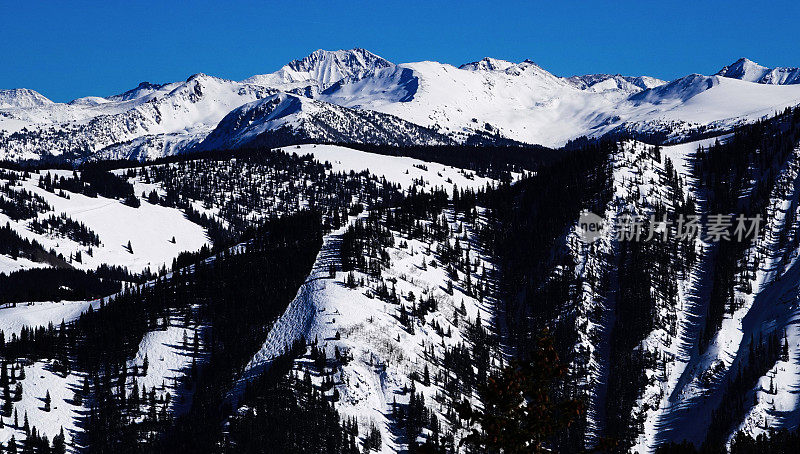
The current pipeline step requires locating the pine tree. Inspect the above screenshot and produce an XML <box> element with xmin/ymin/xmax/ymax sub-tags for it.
<box><xmin>52</xmin><ymin>427</ymin><xmax>66</xmax><ymax>454</ymax></box>
<box><xmin>44</xmin><ymin>390</ymin><xmax>51</xmax><ymax>412</ymax></box>
<box><xmin>457</xmin><ymin>330</ymin><xmax>584</xmax><ymax>453</ymax></box>
<box><xmin>7</xmin><ymin>435</ymin><xmax>16</xmax><ymax>454</ymax></box>
<box><xmin>2</xmin><ymin>386</ymin><xmax>12</xmax><ymax>416</ymax></box>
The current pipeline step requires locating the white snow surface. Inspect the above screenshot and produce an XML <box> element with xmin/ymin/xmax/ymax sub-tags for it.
<box><xmin>3</xmin><ymin>49</ymin><xmax>800</xmax><ymax>160</ymax></box>
<box><xmin>0</xmin><ymin>301</ymin><xmax>98</xmax><ymax>337</ymax></box>
<box><xmin>244</xmin><ymin>48</ymin><xmax>393</xmax><ymax>92</ymax></box>
<box><xmin>0</xmin><ymin>361</ymin><xmax>84</xmax><ymax>447</ymax></box>
<box><xmin>0</xmin><ymin>169</ymin><xmax>209</xmax><ymax>274</ymax></box>
<box><xmin>319</xmin><ymin>60</ymin><xmax>800</xmax><ymax>147</ymax></box>
<box><xmin>236</xmin><ymin>209</ymin><xmax>501</xmax><ymax>452</ymax></box>
<box><xmin>717</xmin><ymin>58</ymin><xmax>800</xmax><ymax>85</ymax></box>
<box><xmin>285</xmin><ymin>144</ymin><xmax>497</xmax><ymax>193</ymax></box>
<box><xmin>0</xmin><ymin>89</ymin><xmax>52</xmax><ymax>109</ymax></box>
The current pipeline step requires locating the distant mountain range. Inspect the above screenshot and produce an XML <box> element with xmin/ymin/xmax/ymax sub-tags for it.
<box><xmin>2</xmin><ymin>49</ymin><xmax>800</xmax><ymax>161</ymax></box>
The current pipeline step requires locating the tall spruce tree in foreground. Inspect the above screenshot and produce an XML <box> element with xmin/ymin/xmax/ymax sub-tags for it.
<box><xmin>457</xmin><ymin>330</ymin><xmax>584</xmax><ymax>453</ymax></box>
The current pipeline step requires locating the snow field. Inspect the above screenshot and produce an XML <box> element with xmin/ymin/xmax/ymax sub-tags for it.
<box><xmin>238</xmin><ymin>209</ymin><xmax>501</xmax><ymax>452</ymax></box>
<box><xmin>0</xmin><ymin>168</ymin><xmax>209</xmax><ymax>274</ymax></box>
<box><xmin>285</xmin><ymin>144</ymin><xmax>497</xmax><ymax>194</ymax></box>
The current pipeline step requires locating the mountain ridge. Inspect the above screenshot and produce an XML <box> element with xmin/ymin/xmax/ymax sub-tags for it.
<box><xmin>2</xmin><ymin>49</ymin><xmax>800</xmax><ymax>162</ymax></box>
<box><xmin>717</xmin><ymin>57</ymin><xmax>800</xmax><ymax>85</ymax></box>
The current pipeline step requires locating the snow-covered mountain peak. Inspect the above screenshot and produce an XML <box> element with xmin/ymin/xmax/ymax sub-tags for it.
<box><xmin>507</xmin><ymin>58</ymin><xmax>544</xmax><ymax>73</ymax></box>
<box><xmin>244</xmin><ymin>48</ymin><xmax>394</xmax><ymax>91</ymax></box>
<box><xmin>459</xmin><ymin>57</ymin><xmax>515</xmax><ymax>71</ymax></box>
<box><xmin>717</xmin><ymin>58</ymin><xmax>771</xmax><ymax>82</ymax></box>
<box><xmin>0</xmin><ymin>88</ymin><xmax>53</xmax><ymax>109</ymax></box>
<box><xmin>494</xmin><ymin>59</ymin><xmax>564</xmax><ymax>87</ymax></box>
<box><xmin>568</xmin><ymin>74</ymin><xmax>666</xmax><ymax>93</ymax></box>
<box><xmin>107</xmin><ymin>81</ymin><xmax>169</xmax><ymax>102</ymax></box>
<box><xmin>4</xmin><ymin>51</ymin><xmax>800</xmax><ymax>161</ymax></box>
<box><xmin>286</xmin><ymin>48</ymin><xmax>391</xmax><ymax>73</ymax></box>
<box><xmin>197</xmin><ymin>90</ymin><xmax>451</xmax><ymax>151</ymax></box>
<box><xmin>717</xmin><ymin>57</ymin><xmax>800</xmax><ymax>85</ymax></box>
<box><xmin>68</xmin><ymin>96</ymin><xmax>111</xmax><ymax>106</ymax></box>
<box><xmin>185</xmin><ymin>72</ymin><xmax>219</xmax><ymax>83</ymax></box>
<box><xmin>629</xmin><ymin>73</ymin><xmax>719</xmax><ymax>104</ymax></box>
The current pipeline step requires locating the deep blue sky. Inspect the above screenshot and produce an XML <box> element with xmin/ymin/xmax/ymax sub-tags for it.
<box><xmin>2</xmin><ymin>0</ymin><xmax>799</xmax><ymax>102</ymax></box>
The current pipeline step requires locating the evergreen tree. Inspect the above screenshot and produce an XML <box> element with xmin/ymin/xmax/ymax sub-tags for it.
<box><xmin>43</xmin><ymin>390</ymin><xmax>51</xmax><ymax>412</ymax></box>
<box><xmin>458</xmin><ymin>331</ymin><xmax>583</xmax><ymax>453</ymax></box>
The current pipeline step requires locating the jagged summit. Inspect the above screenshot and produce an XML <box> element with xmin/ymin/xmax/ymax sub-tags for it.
<box><xmin>244</xmin><ymin>48</ymin><xmax>393</xmax><ymax>90</ymax></box>
<box><xmin>567</xmin><ymin>74</ymin><xmax>666</xmax><ymax>93</ymax></box>
<box><xmin>285</xmin><ymin>48</ymin><xmax>391</xmax><ymax>73</ymax></box>
<box><xmin>2</xmin><ymin>50</ymin><xmax>800</xmax><ymax>162</ymax></box>
<box><xmin>196</xmin><ymin>92</ymin><xmax>450</xmax><ymax>151</ymax></box>
<box><xmin>458</xmin><ymin>57</ymin><xmax>558</xmax><ymax>80</ymax></box>
<box><xmin>459</xmin><ymin>57</ymin><xmax>515</xmax><ymax>71</ymax></box>
<box><xmin>717</xmin><ymin>57</ymin><xmax>800</xmax><ymax>85</ymax></box>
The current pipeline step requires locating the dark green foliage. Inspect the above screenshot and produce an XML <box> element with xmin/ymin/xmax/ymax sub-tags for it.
<box><xmin>481</xmin><ymin>141</ymin><xmax>614</xmax><ymax>357</ymax></box>
<box><xmin>0</xmin><ymin>181</ymin><xmax>51</xmax><ymax>220</ymax></box>
<box><xmin>457</xmin><ymin>331</ymin><xmax>584</xmax><ymax>453</ymax></box>
<box><xmin>29</xmin><ymin>212</ymin><xmax>101</xmax><ymax>246</ymax></box>
<box><xmin>228</xmin><ymin>368</ymin><xmax>359</xmax><ymax>454</ymax></box>
<box><xmin>703</xmin><ymin>332</ymin><xmax>783</xmax><ymax>449</ymax></box>
<box><xmin>697</xmin><ymin>107</ymin><xmax>800</xmax><ymax>351</ymax></box>
<box><xmin>0</xmin><ymin>222</ymin><xmax>66</xmax><ymax>266</ymax></box>
<box><xmin>0</xmin><ymin>265</ymin><xmax>151</xmax><ymax>305</ymax></box>
<box><xmin>39</xmin><ymin>167</ymin><xmax>136</xmax><ymax>200</ymax></box>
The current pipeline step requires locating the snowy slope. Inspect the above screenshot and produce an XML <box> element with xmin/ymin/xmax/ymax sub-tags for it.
<box><xmin>244</xmin><ymin>48</ymin><xmax>393</xmax><ymax>92</ymax></box>
<box><xmin>0</xmin><ymin>255</ymin><xmax>45</xmax><ymax>275</ymax></box>
<box><xmin>604</xmin><ymin>75</ymin><xmax>800</xmax><ymax>143</ymax></box>
<box><xmin>319</xmin><ymin>59</ymin><xmax>800</xmax><ymax>146</ymax></box>
<box><xmin>551</xmin><ymin>134</ymin><xmax>800</xmax><ymax>452</ymax></box>
<box><xmin>0</xmin><ymin>360</ymin><xmax>84</xmax><ymax>448</ymax></box>
<box><xmin>0</xmin><ymin>168</ymin><xmax>209</xmax><ymax>274</ymax></box>
<box><xmin>0</xmin><ymin>89</ymin><xmax>52</xmax><ymax>109</ymax></box>
<box><xmin>235</xmin><ymin>209</ymin><xmax>502</xmax><ymax>451</ymax></box>
<box><xmin>4</xmin><ymin>50</ymin><xmax>800</xmax><ymax>161</ymax></box>
<box><xmin>0</xmin><ymin>300</ymin><xmax>98</xmax><ymax>337</ymax></box>
<box><xmin>318</xmin><ymin>59</ymin><xmax>612</xmax><ymax>146</ymax></box>
<box><xmin>717</xmin><ymin>58</ymin><xmax>800</xmax><ymax>85</ymax></box>
<box><xmin>196</xmin><ymin>93</ymin><xmax>452</xmax><ymax>150</ymax></box>
<box><xmin>286</xmin><ymin>144</ymin><xmax>496</xmax><ymax>192</ymax></box>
